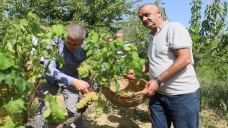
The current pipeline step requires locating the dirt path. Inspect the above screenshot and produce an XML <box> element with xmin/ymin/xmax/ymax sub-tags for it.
<box><xmin>56</xmin><ymin>95</ymin><xmax>228</xmax><ymax>128</ymax></box>
<box><xmin>83</xmin><ymin>101</ymin><xmax>151</xmax><ymax>128</ymax></box>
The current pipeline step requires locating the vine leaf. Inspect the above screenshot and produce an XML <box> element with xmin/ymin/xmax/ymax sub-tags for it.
<box><xmin>5</xmin><ymin>71</ymin><xmax>14</xmax><ymax>86</ymax></box>
<box><xmin>0</xmin><ymin>53</ymin><xmax>14</xmax><ymax>70</ymax></box>
<box><xmin>54</xmin><ymin>53</ymin><xmax>65</xmax><ymax>67</ymax></box>
<box><xmin>1</xmin><ymin>121</ymin><xmax>16</xmax><ymax>128</ymax></box>
<box><xmin>49</xmin><ymin>103</ymin><xmax>66</xmax><ymax>122</ymax></box>
<box><xmin>43</xmin><ymin>106</ymin><xmax>51</xmax><ymax>118</ymax></box>
<box><xmin>4</xmin><ymin>99</ymin><xmax>25</xmax><ymax>114</ymax></box>
<box><xmin>17</xmin><ymin>76</ymin><xmax>26</xmax><ymax>92</ymax></box>
<box><xmin>44</xmin><ymin>94</ymin><xmax>66</xmax><ymax>122</ymax></box>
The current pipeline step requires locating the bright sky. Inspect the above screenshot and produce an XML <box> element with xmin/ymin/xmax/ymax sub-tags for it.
<box><xmin>135</xmin><ymin>0</ymin><xmax>227</xmax><ymax>28</ymax></box>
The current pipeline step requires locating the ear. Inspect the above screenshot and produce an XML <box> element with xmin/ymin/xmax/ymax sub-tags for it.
<box><xmin>157</xmin><ymin>9</ymin><xmax>162</xmax><ymax>17</ymax></box>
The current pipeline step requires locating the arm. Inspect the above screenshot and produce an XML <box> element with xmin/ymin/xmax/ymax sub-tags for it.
<box><xmin>157</xmin><ymin>48</ymin><xmax>192</xmax><ymax>82</ymax></box>
<box><xmin>45</xmin><ymin>59</ymin><xmax>90</xmax><ymax>94</ymax></box>
<box><xmin>144</xmin><ymin>48</ymin><xmax>192</xmax><ymax>97</ymax></box>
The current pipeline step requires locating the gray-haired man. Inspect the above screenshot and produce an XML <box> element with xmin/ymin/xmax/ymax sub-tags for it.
<box><xmin>34</xmin><ymin>23</ymin><xmax>89</xmax><ymax>128</ymax></box>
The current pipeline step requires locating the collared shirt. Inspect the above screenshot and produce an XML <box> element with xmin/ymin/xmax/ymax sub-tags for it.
<box><xmin>44</xmin><ymin>38</ymin><xmax>86</xmax><ymax>86</ymax></box>
<box><xmin>148</xmin><ymin>20</ymin><xmax>199</xmax><ymax>95</ymax></box>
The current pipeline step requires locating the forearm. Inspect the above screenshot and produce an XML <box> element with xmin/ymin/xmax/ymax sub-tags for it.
<box><xmin>45</xmin><ymin>59</ymin><xmax>74</xmax><ymax>86</ymax></box>
<box><xmin>49</xmin><ymin>68</ymin><xmax>74</xmax><ymax>86</ymax></box>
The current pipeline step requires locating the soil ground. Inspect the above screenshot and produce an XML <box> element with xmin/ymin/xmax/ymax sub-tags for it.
<box><xmin>29</xmin><ymin>95</ymin><xmax>228</xmax><ymax>128</ymax></box>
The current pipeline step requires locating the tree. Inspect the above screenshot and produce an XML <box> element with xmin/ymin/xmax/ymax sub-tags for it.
<box><xmin>4</xmin><ymin>0</ymin><xmax>142</xmax><ymax>32</ymax></box>
<box><xmin>189</xmin><ymin>0</ymin><xmax>228</xmax><ymax>80</ymax></box>
<box><xmin>0</xmin><ymin>0</ymin><xmax>11</xmax><ymax>43</ymax></box>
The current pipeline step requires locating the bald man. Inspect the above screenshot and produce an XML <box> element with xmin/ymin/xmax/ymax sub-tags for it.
<box><xmin>115</xmin><ymin>32</ymin><xmax>124</xmax><ymax>39</ymax></box>
<box><xmin>137</xmin><ymin>3</ymin><xmax>200</xmax><ymax>128</ymax></box>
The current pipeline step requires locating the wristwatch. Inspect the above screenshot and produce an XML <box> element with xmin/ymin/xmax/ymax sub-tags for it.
<box><xmin>154</xmin><ymin>77</ymin><xmax>161</xmax><ymax>86</ymax></box>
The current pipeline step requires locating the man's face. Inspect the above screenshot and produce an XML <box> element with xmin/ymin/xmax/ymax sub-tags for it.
<box><xmin>108</xmin><ymin>38</ymin><xmax>113</xmax><ymax>42</ymax></box>
<box><xmin>115</xmin><ymin>33</ymin><xmax>123</xmax><ymax>39</ymax></box>
<box><xmin>138</xmin><ymin>5</ymin><xmax>160</xmax><ymax>30</ymax></box>
<box><xmin>65</xmin><ymin>34</ymin><xmax>84</xmax><ymax>52</ymax></box>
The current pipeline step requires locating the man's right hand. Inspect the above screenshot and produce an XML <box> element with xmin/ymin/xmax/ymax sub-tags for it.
<box><xmin>71</xmin><ymin>79</ymin><xmax>90</xmax><ymax>94</ymax></box>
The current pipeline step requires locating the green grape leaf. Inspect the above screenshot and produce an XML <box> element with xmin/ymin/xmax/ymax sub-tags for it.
<box><xmin>49</xmin><ymin>101</ymin><xmax>66</xmax><ymax>122</ymax></box>
<box><xmin>31</xmin><ymin>23</ymin><xmax>41</xmax><ymax>36</ymax></box>
<box><xmin>51</xmin><ymin>24</ymin><xmax>67</xmax><ymax>38</ymax></box>
<box><xmin>43</xmin><ymin>106</ymin><xmax>51</xmax><ymax>118</ymax></box>
<box><xmin>26</xmin><ymin>81</ymin><xmax>34</xmax><ymax>90</ymax></box>
<box><xmin>132</xmin><ymin>51</ymin><xmax>139</xmax><ymax>58</ymax></box>
<box><xmin>42</xmin><ymin>50</ymin><xmax>49</xmax><ymax>57</ymax></box>
<box><xmin>114</xmin><ymin>38</ymin><xmax>125</xmax><ymax>46</ymax></box>
<box><xmin>0</xmin><ymin>53</ymin><xmax>14</xmax><ymax>70</ymax></box>
<box><xmin>44</xmin><ymin>93</ymin><xmax>55</xmax><ymax>101</ymax></box>
<box><xmin>2</xmin><ymin>121</ymin><xmax>16</xmax><ymax>128</ymax></box>
<box><xmin>53</xmin><ymin>53</ymin><xmax>64</xmax><ymax>67</ymax></box>
<box><xmin>91</xmin><ymin>32</ymin><xmax>99</xmax><ymax>41</ymax></box>
<box><xmin>6</xmin><ymin>43</ymin><xmax>14</xmax><ymax>52</ymax></box>
<box><xmin>20</xmin><ymin>19</ymin><xmax>28</xmax><ymax>26</ymax></box>
<box><xmin>15</xmin><ymin>126</ymin><xmax>26</xmax><ymax>128</ymax></box>
<box><xmin>17</xmin><ymin>76</ymin><xmax>26</xmax><ymax>92</ymax></box>
<box><xmin>0</xmin><ymin>72</ymin><xmax>5</xmax><ymax>83</ymax></box>
<box><xmin>5</xmin><ymin>72</ymin><xmax>14</xmax><ymax>86</ymax></box>
<box><xmin>123</xmin><ymin>45</ymin><xmax>130</xmax><ymax>51</ymax></box>
<box><xmin>86</xmin><ymin>49</ymin><xmax>93</xmax><ymax>57</ymax></box>
<box><xmin>4</xmin><ymin>99</ymin><xmax>25</xmax><ymax>114</ymax></box>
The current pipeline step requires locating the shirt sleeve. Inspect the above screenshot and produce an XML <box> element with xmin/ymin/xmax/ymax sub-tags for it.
<box><xmin>168</xmin><ymin>22</ymin><xmax>192</xmax><ymax>49</ymax></box>
<box><xmin>43</xmin><ymin>57</ymin><xmax>74</xmax><ymax>86</ymax></box>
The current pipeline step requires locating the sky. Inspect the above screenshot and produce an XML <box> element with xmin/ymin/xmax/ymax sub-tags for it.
<box><xmin>134</xmin><ymin>0</ymin><xmax>227</xmax><ymax>28</ymax></box>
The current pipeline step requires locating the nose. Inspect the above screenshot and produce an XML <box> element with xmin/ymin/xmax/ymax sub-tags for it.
<box><xmin>142</xmin><ymin>16</ymin><xmax>147</xmax><ymax>21</ymax></box>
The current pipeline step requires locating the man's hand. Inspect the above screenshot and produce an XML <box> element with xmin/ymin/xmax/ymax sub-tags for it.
<box><xmin>144</xmin><ymin>79</ymin><xmax>159</xmax><ymax>97</ymax></box>
<box><xmin>124</xmin><ymin>68</ymin><xmax>136</xmax><ymax>79</ymax></box>
<box><xmin>71</xmin><ymin>79</ymin><xmax>90</xmax><ymax>94</ymax></box>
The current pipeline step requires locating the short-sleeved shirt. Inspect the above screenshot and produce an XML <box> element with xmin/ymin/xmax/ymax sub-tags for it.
<box><xmin>44</xmin><ymin>38</ymin><xmax>86</xmax><ymax>86</ymax></box>
<box><xmin>148</xmin><ymin>21</ymin><xmax>199</xmax><ymax>95</ymax></box>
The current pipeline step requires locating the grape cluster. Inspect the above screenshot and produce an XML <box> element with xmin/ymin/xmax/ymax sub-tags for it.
<box><xmin>76</xmin><ymin>91</ymin><xmax>98</xmax><ymax>109</ymax></box>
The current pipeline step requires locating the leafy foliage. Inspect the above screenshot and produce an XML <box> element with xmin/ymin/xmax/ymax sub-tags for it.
<box><xmin>44</xmin><ymin>94</ymin><xmax>67</xmax><ymax>122</ymax></box>
<box><xmin>189</xmin><ymin>0</ymin><xmax>228</xmax><ymax>80</ymax></box>
<box><xmin>0</xmin><ymin>12</ymin><xmax>67</xmax><ymax>127</ymax></box>
<box><xmin>189</xmin><ymin>0</ymin><xmax>228</xmax><ymax>122</ymax></box>
<box><xmin>79</xmin><ymin>31</ymin><xmax>148</xmax><ymax>92</ymax></box>
<box><xmin>4</xmin><ymin>0</ymin><xmax>142</xmax><ymax>32</ymax></box>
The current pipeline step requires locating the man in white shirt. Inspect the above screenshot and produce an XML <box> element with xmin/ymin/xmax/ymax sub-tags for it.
<box><xmin>135</xmin><ymin>3</ymin><xmax>200</xmax><ymax>128</ymax></box>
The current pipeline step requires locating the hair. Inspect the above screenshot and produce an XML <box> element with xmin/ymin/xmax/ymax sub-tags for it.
<box><xmin>138</xmin><ymin>3</ymin><xmax>162</xmax><ymax>16</ymax></box>
<box><xmin>66</xmin><ymin>23</ymin><xmax>86</xmax><ymax>39</ymax></box>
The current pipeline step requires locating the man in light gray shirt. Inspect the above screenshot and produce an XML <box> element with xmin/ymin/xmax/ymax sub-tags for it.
<box><xmin>135</xmin><ymin>3</ymin><xmax>200</xmax><ymax>128</ymax></box>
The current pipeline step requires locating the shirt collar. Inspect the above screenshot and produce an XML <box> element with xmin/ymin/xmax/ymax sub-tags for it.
<box><xmin>150</xmin><ymin>20</ymin><xmax>169</xmax><ymax>35</ymax></box>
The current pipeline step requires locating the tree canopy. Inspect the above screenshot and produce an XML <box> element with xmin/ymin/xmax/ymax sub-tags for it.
<box><xmin>4</xmin><ymin>0</ymin><xmax>142</xmax><ymax>32</ymax></box>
